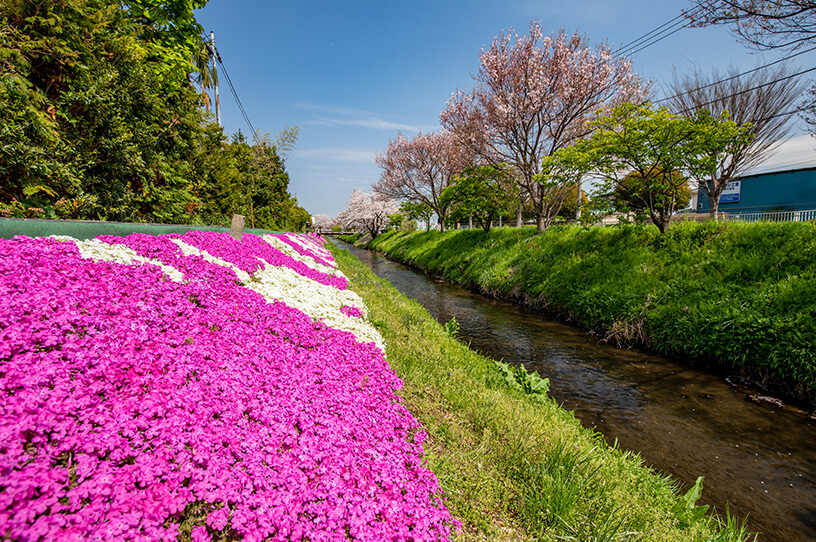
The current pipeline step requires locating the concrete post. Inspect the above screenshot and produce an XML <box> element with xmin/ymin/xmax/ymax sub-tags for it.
<box><xmin>230</xmin><ymin>214</ymin><xmax>245</xmax><ymax>241</ymax></box>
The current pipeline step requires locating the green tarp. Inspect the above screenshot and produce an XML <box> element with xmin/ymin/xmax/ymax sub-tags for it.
<box><xmin>0</xmin><ymin>218</ymin><xmax>280</xmax><ymax>240</ymax></box>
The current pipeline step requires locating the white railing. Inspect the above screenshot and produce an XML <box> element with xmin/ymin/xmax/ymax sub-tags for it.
<box><xmin>727</xmin><ymin>209</ymin><xmax>816</xmax><ymax>223</ymax></box>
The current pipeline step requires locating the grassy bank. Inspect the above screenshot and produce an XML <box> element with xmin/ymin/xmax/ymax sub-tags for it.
<box><xmin>331</xmin><ymin>232</ymin><xmax>364</xmax><ymax>244</ymax></box>
<box><xmin>332</xmin><ymin>243</ymin><xmax>751</xmax><ymax>541</ymax></box>
<box><xmin>367</xmin><ymin>222</ymin><xmax>816</xmax><ymax>400</ymax></box>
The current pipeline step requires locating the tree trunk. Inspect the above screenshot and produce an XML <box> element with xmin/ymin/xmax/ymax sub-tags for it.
<box><xmin>709</xmin><ymin>189</ymin><xmax>721</xmax><ymax>220</ymax></box>
<box><xmin>516</xmin><ymin>202</ymin><xmax>523</xmax><ymax>227</ymax></box>
<box><xmin>707</xmin><ymin>175</ymin><xmax>721</xmax><ymax>221</ymax></box>
<box><xmin>536</xmin><ymin>214</ymin><xmax>547</xmax><ymax>234</ymax></box>
<box><xmin>535</xmin><ymin>196</ymin><xmax>547</xmax><ymax>234</ymax></box>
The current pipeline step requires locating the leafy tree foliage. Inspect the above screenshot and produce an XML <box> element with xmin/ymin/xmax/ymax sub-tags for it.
<box><xmin>0</xmin><ymin>0</ymin><xmax>309</xmax><ymax>230</ymax></box>
<box><xmin>609</xmin><ymin>167</ymin><xmax>693</xmax><ymax>222</ymax></box>
<box><xmin>441</xmin><ymin>165</ymin><xmax>519</xmax><ymax>232</ymax></box>
<box><xmin>558</xmin><ymin>184</ymin><xmax>589</xmax><ymax>219</ymax></box>
<box><xmin>195</xmin><ymin>129</ymin><xmax>305</xmax><ymax>231</ymax></box>
<box><xmin>399</xmin><ymin>201</ymin><xmax>434</xmax><ymax>230</ymax></box>
<box><xmin>576</xmin><ymin>102</ymin><xmax>752</xmax><ymax>233</ymax></box>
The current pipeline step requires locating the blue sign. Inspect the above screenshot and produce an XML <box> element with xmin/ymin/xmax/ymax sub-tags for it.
<box><xmin>719</xmin><ymin>180</ymin><xmax>741</xmax><ymax>204</ymax></box>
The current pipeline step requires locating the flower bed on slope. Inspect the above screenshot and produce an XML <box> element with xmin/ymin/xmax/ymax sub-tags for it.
<box><xmin>0</xmin><ymin>231</ymin><xmax>454</xmax><ymax>541</ymax></box>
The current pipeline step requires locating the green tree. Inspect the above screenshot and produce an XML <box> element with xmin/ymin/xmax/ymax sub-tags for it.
<box><xmin>581</xmin><ymin>102</ymin><xmax>751</xmax><ymax>233</ymax></box>
<box><xmin>0</xmin><ymin>0</ymin><xmax>207</xmax><ymax>222</ymax></box>
<box><xmin>196</xmin><ymin>130</ymin><xmax>299</xmax><ymax>230</ymax></box>
<box><xmin>557</xmin><ymin>184</ymin><xmax>590</xmax><ymax>220</ymax></box>
<box><xmin>609</xmin><ymin>167</ymin><xmax>692</xmax><ymax>223</ymax></box>
<box><xmin>399</xmin><ymin>201</ymin><xmax>434</xmax><ymax>230</ymax></box>
<box><xmin>441</xmin><ymin>165</ymin><xmax>519</xmax><ymax>232</ymax></box>
<box><xmin>120</xmin><ymin>0</ymin><xmax>210</xmax><ymax>83</ymax></box>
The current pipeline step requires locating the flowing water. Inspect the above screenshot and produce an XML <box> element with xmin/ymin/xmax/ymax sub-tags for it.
<box><xmin>337</xmin><ymin>242</ymin><xmax>816</xmax><ymax>542</ymax></box>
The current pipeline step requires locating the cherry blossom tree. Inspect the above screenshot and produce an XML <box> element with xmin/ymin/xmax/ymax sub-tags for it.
<box><xmin>374</xmin><ymin>130</ymin><xmax>474</xmax><ymax>232</ymax></box>
<box><xmin>441</xmin><ymin>20</ymin><xmax>643</xmax><ymax>233</ymax></box>
<box><xmin>334</xmin><ymin>189</ymin><xmax>399</xmax><ymax>238</ymax></box>
<box><xmin>311</xmin><ymin>214</ymin><xmax>334</xmax><ymax>231</ymax></box>
<box><xmin>686</xmin><ymin>1</ymin><xmax>816</xmax><ymax>50</ymax></box>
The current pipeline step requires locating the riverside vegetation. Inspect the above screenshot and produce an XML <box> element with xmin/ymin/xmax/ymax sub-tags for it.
<box><xmin>366</xmin><ymin>221</ymin><xmax>816</xmax><ymax>404</ymax></box>
<box><xmin>331</xmin><ymin>243</ymin><xmax>752</xmax><ymax>541</ymax></box>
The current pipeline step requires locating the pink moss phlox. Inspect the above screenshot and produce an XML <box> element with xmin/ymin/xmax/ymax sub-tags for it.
<box><xmin>176</xmin><ymin>230</ymin><xmax>347</xmax><ymax>290</ymax></box>
<box><xmin>272</xmin><ymin>233</ymin><xmax>336</xmax><ymax>269</ymax></box>
<box><xmin>340</xmin><ymin>305</ymin><xmax>364</xmax><ymax>319</ymax></box>
<box><xmin>0</xmin><ymin>233</ymin><xmax>453</xmax><ymax>541</ymax></box>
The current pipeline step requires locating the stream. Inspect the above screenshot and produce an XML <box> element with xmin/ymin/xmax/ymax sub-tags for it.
<box><xmin>337</xmin><ymin>241</ymin><xmax>816</xmax><ymax>542</ymax></box>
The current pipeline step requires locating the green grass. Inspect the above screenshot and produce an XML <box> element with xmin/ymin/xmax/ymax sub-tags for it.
<box><xmin>367</xmin><ymin>222</ymin><xmax>816</xmax><ymax>398</ymax></box>
<box><xmin>332</xmin><ymin>244</ymin><xmax>754</xmax><ymax>542</ymax></box>
<box><xmin>331</xmin><ymin>232</ymin><xmax>364</xmax><ymax>244</ymax></box>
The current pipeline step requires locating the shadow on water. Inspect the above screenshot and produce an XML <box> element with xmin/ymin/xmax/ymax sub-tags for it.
<box><xmin>337</xmin><ymin>241</ymin><xmax>816</xmax><ymax>542</ymax></box>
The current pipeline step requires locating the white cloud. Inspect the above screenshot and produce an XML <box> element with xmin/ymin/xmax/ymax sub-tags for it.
<box><xmin>293</xmin><ymin>102</ymin><xmax>425</xmax><ymax>133</ymax></box>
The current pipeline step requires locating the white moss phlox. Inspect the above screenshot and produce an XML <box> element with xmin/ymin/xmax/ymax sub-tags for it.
<box><xmin>261</xmin><ymin>235</ymin><xmax>338</xmax><ymax>276</ymax></box>
<box><xmin>170</xmin><ymin>238</ymin><xmax>251</xmax><ymax>283</ymax></box>
<box><xmin>74</xmin><ymin>238</ymin><xmax>186</xmax><ymax>283</ymax></box>
<box><xmin>247</xmin><ymin>259</ymin><xmax>384</xmax><ymax>351</ymax></box>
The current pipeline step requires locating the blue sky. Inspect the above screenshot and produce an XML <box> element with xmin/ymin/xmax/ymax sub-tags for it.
<box><xmin>195</xmin><ymin>0</ymin><xmax>816</xmax><ymax>218</ymax></box>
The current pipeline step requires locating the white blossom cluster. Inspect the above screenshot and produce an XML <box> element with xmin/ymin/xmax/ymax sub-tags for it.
<box><xmin>170</xmin><ymin>238</ymin><xmax>252</xmax><ymax>283</ymax></box>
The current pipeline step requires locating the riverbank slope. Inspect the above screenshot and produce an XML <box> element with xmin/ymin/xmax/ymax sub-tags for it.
<box><xmin>332</xmin><ymin>243</ymin><xmax>751</xmax><ymax>541</ymax></box>
<box><xmin>367</xmin><ymin>222</ymin><xmax>816</xmax><ymax>403</ymax></box>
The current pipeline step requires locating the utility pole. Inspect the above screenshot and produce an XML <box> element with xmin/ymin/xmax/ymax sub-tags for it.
<box><xmin>209</xmin><ymin>31</ymin><xmax>221</xmax><ymax>126</ymax></box>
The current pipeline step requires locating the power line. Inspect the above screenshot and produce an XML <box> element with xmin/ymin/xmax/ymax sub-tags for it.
<box><xmin>613</xmin><ymin>13</ymin><xmax>687</xmax><ymax>56</ymax></box>
<box><xmin>629</xmin><ymin>24</ymin><xmax>689</xmax><ymax>57</ymax></box>
<box><xmin>669</xmin><ymin>64</ymin><xmax>816</xmax><ymax>116</ymax></box>
<box><xmin>655</xmin><ymin>45</ymin><xmax>816</xmax><ymax>104</ymax></box>
<box><xmin>620</xmin><ymin>19</ymin><xmax>691</xmax><ymax>59</ymax></box>
<box><xmin>612</xmin><ymin>9</ymin><xmax>706</xmax><ymax>60</ymax></box>
<box><xmin>214</xmin><ymin>50</ymin><xmax>258</xmax><ymax>143</ymax></box>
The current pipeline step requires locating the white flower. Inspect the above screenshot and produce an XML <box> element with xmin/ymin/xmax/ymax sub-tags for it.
<box><xmin>248</xmin><ymin>259</ymin><xmax>384</xmax><ymax>351</ymax></box>
<box><xmin>261</xmin><ymin>235</ymin><xmax>338</xmax><ymax>276</ymax></box>
<box><xmin>74</xmin><ymin>238</ymin><xmax>185</xmax><ymax>283</ymax></box>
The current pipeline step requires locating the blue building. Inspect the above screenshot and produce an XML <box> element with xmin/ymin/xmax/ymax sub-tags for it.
<box><xmin>697</xmin><ymin>166</ymin><xmax>816</xmax><ymax>216</ymax></box>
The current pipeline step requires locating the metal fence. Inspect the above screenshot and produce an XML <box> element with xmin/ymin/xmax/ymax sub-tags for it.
<box><xmin>726</xmin><ymin>209</ymin><xmax>816</xmax><ymax>223</ymax></box>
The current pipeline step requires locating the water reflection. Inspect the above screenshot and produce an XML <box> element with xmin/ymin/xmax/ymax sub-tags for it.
<box><xmin>339</xmin><ymin>242</ymin><xmax>816</xmax><ymax>542</ymax></box>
